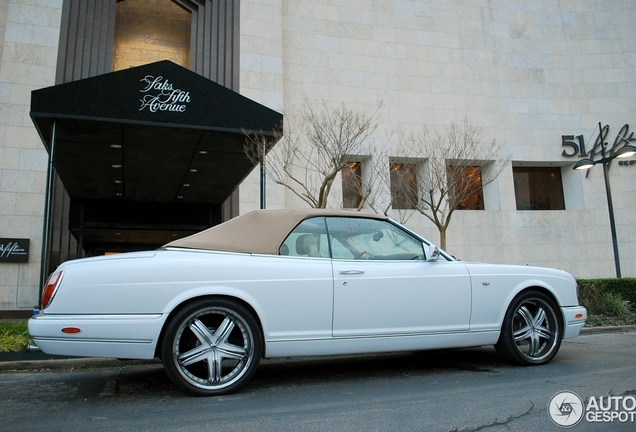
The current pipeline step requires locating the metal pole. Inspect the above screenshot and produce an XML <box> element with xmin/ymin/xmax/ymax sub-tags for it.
<box><xmin>602</xmin><ymin>161</ymin><xmax>621</xmax><ymax>278</ymax></box>
<box><xmin>39</xmin><ymin>119</ymin><xmax>57</xmax><ymax>301</ymax></box>
<box><xmin>260</xmin><ymin>139</ymin><xmax>266</xmax><ymax>209</ymax></box>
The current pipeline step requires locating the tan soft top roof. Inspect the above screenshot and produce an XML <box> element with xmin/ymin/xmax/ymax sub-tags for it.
<box><xmin>163</xmin><ymin>208</ymin><xmax>387</xmax><ymax>255</ymax></box>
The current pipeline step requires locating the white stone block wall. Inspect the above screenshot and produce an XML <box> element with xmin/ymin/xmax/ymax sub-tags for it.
<box><xmin>240</xmin><ymin>0</ymin><xmax>287</xmax><ymax>212</ymax></box>
<box><xmin>239</xmin><ymin>0</ymin><xmax>636</xmax><ymax>278</ymax></box>
<box><xmin>0</xmin><ymin>0</ymin><xmax>62</xmax><ymax>311</ymax></box>
<box><xmin>0</xmin><ymin>0</ymin><xmax>633</xmax><ymax>315</ymax></box>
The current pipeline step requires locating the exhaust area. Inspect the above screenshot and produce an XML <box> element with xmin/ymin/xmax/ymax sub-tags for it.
<box><xmin>26</xmin><ymin>344</ymin><xmax>41</xmax><ymax>353</ymax></box>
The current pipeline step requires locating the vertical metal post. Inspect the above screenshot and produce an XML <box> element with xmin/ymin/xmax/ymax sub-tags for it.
<box><xmin>602</xmin><ymin>162</ymin><xmax>621</xmax><ymax>278</ymax></box>
<box><xmin>260</xmin><ymin>139</ymin><xmax>266</xmax><ymax>209</ymax></box>
<box><xmin>39</xmin><ymin>119</ymin><xmax>57</xmax><ymax>301</ymax></box>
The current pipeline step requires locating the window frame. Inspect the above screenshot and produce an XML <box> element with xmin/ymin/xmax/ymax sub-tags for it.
<box><xmin>390</xmin><ymin>162</ymin><xmax>418</xmax><ymax>210</ymax></box>
<box><xmin>341</xmin><ymin>161</ymin><xmax>364</xmax><ymax>209</ymax></box>
<box><xmin>278</xmin><ymin>217</ymin><xmax>331</xmax><ymax>258</ymax></box>
<box><xmin>446</xmin><ymin>165</ymin><xmax>485</xmax><ymax>211</ymax></box>
<box><xmin>279</xmin><ymin>216</ymin><xmax>430</xmax><ymax>261</ymax></box>
<box><xmin>512</xmin><ymin>166</ymin><xmax>566</xmax><ymax>211</ymax></box>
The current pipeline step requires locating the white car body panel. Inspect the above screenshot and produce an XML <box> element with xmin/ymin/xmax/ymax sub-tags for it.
<box><xmin>34</xmin><ymin>250</ymin><xmax>336</xmax><ymax>346</ymax></box>
<box><xmin>465</xmin><ymin>262</ymin><xmax>581</xmax><ymax>332</ymax></box>
<box><xmin>333</xmin><ymin>259</ymin><xmax>471</xmax><ymax>336</ymax></box>
<box><xmin>29</xmin><ymin>248</ymin><xmax>586</xmax><ymax>360</ymax></box>
<box><xmin>30</xmin><ymin>314</ymin><xmax>165</xmax><ymax>359</ymax></box>
<box><xmin>265</xmin><ymin>331</ymin><xmax>501</xmax><ymax>358</ymax></box>
<box><xmin>29</xmin><ymin>212</ymin><xmax>586</xmax><ymax>365</ymax></box>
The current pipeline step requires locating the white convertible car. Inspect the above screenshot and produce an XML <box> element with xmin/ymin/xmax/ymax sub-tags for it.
<box><xmin>29</xmin><ymin>208</ymin><xmax>586</xmax><ymax>396</ymax></box>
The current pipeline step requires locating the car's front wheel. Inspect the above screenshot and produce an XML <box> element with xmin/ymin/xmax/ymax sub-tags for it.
<box><xmin>495</xmin><ymin>290</ymin><xmax>562</xmax><ymax>365</ymax></box>
<box><xmin>161</xmin><ymin>299</ymin><xmax>262</xmax><ymax>396</ymax></box>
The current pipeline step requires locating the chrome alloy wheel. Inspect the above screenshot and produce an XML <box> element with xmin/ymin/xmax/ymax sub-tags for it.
<box><xmin>495</xmin><ymin>291</ymin><xmax>562</xmax><ymax>365</ymax></box>
<box><xmin>162</xmin><ymin>300</ymin><xmax>262</xmax><ymax>396</ymax></box>
<box><xmin>511</xmin><ymin>298</ymin><xmax>560</xmax><ymax>362</ymax></box>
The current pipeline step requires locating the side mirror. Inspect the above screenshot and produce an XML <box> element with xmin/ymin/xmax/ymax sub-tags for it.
<box><xmin>427</xmin><ymin>244</ymin><xmax>440</xmax><ymax>261</ymax></box>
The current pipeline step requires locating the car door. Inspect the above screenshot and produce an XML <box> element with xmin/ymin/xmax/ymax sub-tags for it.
<box><xmin>268</xmin><ymin>216</ymin><xmax>334</xmax><ymax>341</ymax></box>
<box><xmin>328</xmin><ymin>217</ymin><xmax>471</xmax><ymax>337</ymax></box>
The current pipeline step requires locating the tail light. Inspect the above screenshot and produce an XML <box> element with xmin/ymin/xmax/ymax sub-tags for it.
<box><xmin>41</xmin><ymin>271</ymin><xmax>64</xmax><ymax>309</ymax></box>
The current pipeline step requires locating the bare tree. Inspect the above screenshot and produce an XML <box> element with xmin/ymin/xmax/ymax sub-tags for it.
<box><xmin>394</xmin><ymin>117</ymin><xmax>508</xmax><ymax>249</ymax></box>
<box><xmin>245</xmin><ymin>99</ymin><xmax>380</xmax><ymax>208</ymax></box>
<box><xmin>339</xmin><ymin>144</ymin><xmax>393</xmax><ymax>213</ymax></box>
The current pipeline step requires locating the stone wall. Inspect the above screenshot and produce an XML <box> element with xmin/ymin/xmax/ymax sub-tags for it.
<box><xmin>239</xmin><ymin>0</ymin><xmax>636</xmax><ymax>278</ymax></box>
<box><xmin>0</xmin><ymin>0</ymin><xmax>63</xmax><ymax>312</ymax></box>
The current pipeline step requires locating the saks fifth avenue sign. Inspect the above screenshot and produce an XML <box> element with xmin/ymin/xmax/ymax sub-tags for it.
<box><xmin>562</xmin><ymin>123</ymin><xmax>636</xmax><ymax>167</ymax></box>
<box><xmin>0</xmin><ymin>238</ymin><xmax>29</xmax><ymax>263</ymax></box>
<box><xmin>139</xmin><ymin>75</ymin><xmax>191</xmax><ymax>113</ymax></box>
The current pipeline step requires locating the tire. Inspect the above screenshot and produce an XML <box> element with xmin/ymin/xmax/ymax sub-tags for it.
<box><xmin>495</xmin><ymin>290</ymin><xmax>562</xmax><ymax>366</ymax></box>
<box><xmin>161</xmin><ymin>299</ymin><xmax>262</xmax><ymax>396</ymax></box>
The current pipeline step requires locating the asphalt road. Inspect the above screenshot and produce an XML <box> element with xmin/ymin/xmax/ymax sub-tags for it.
<box><xmin>1</xmin><ymin>330</ymin><xmax>635</xmax><ymax>432</ymax></box>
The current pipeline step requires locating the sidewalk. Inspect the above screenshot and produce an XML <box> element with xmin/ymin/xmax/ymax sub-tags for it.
<box><xmin>0</xmin><ymin>351</ymin><xmax>161</xmax><ymax>372</ymax></box>
<box><xmin>1</xmin><ymin>325</ymin><xmax>634</xmax><ymax>373</ymax></box>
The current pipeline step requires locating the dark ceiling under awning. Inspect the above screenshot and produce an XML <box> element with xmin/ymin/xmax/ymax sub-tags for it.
<box><xmin>30</xmin><ymin>60</ymin><xmax>283</xmax><ymax>205</ymax></box>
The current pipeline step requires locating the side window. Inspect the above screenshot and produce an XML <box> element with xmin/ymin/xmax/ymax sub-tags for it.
<box><xmin>326</xmin><ymin>217</ymin><xmax>425</xmax><ymax>260</ymax></box>
<box><xmin>279</xmin><ymin>217</ymin><xmax>329</xmax><ymax>258</ymax></box>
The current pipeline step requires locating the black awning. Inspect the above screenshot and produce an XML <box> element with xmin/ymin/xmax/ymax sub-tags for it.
<box><xmin>30</xmin><ymin>60</ymin><xmax>282</xmax><ymax>204</ymax></box>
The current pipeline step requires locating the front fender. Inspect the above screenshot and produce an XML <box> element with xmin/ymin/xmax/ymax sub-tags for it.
<box><xmin>466</xmin><ymin>263</ymin><xmax>579</xmax><ymax>332</ymax></box>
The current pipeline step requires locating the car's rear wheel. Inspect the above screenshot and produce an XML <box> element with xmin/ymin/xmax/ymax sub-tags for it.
<box><xmin>161</xmin><ymin>299</ymin><xmax>262</xmax><ymax>396</ymax></box>
<box><xmin>495</xmin><ymin>290</ymin><xmax>562</xmax><ymax>365</ymax></box>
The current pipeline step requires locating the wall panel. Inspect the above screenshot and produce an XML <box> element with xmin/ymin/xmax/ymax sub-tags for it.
<box><xmin>57</xmin><ymin>0</ymin><xmax>239</xmax><ymax>89</ymax></box>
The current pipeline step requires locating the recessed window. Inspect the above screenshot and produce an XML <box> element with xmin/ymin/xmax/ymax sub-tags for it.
<box><xmin>447</xmin><ymin>166</ymin><xmax>484</xmax><ymax>210</ymax></box>
<box><xmin>513</xmin><ymin>167</ymin><xmax>565</xmax><ymax>210</ymax></box>
<box><xmin>342</xmin><ymin>162</ymin><xmax>363</xmax><ymax>209</ymax></box>
<box><xmin>113</xmin><ymin>0</ymin><xmax>191</xmax><ymax>71</ymax></box>
<box><xmin>390</xmin><ymin>163</ymin><xmax>417</xmax><ymax>209</ymax></box>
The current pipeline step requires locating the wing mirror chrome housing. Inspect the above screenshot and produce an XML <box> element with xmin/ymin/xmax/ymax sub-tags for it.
<box><xmin>427</xmin><ymin>244</ymin><xmax>440</xmax><ymax>261</ymax></box>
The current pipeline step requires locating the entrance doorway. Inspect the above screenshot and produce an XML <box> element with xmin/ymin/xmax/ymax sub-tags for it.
<box><xmin>31</xmin><ymin>60</ymin><xmax>282</xmax><ymax>276</ymax></box>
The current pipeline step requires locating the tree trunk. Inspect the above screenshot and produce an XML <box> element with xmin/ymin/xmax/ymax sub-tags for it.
<box><xmin>439</xmin><ymin>227</ymin><xmax>447</xmax><ymax>250</ymax></box>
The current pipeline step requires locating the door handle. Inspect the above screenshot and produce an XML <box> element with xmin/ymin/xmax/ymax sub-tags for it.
<box><xmin>338</xmin><ymin>270</ymin><xmax>365</xmax><ymax>275</ymax></box>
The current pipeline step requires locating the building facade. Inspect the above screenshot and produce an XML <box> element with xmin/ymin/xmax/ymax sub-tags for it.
<box><xmin>0</xmin><ymin>0</ymin><xmax>634</xmax><ymax>314</ymax></box>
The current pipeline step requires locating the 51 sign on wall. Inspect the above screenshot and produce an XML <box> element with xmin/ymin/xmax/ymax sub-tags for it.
<box><xmin>562</xmin><ymin>123</ymin><xmax>636</xmax><ymax>167</ymax></box>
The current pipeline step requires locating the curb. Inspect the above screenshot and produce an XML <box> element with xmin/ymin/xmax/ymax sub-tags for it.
<box><xmin>580</xmin><ymin>324</ymin><xmax>636</xmax><ymax>334</ymax></box>
<box><xmin>1</xmin><ymin>326</ymin><xmax>634</xmax><ymax>373</ymax></box>
<box><xmin>0</xmin><ymin>356</ymin><xmax>161</xmax><ymax>372</ymax></box>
